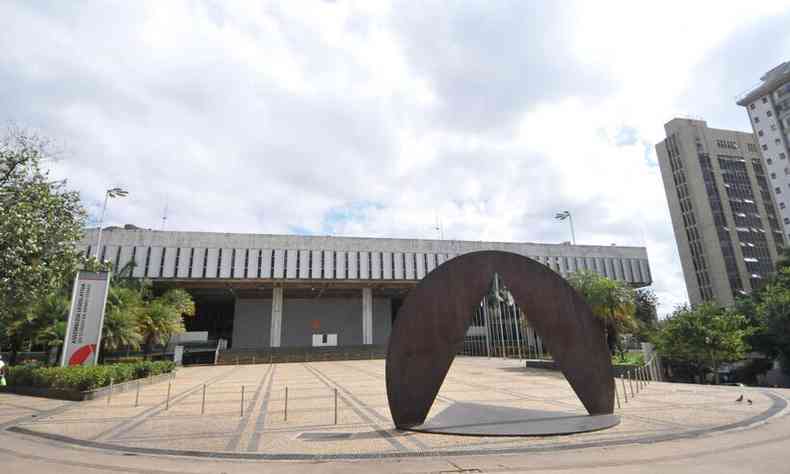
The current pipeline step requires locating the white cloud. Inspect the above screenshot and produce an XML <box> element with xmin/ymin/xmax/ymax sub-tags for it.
<box><xmin>2</xmin><ymin>0</ymin><xmax>789</xmax><ymax>316</ymax></box>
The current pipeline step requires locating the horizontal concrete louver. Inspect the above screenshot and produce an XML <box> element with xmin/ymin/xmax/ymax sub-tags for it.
<box><xmin>415</xmin><ymin>253</ymin><xmax>426</xmax><ymax>279</ymax></box>
<box><xmin>298</xmin><ymin>250</ymin><xmax>310</xmax><ymax>279</ymax></box>
<box><xmin>147</xmin><ymin>247</ymin><xmax>163</xmax><ymax>278</ymax></box>
<box><xmin>232</xmin><ymin>248</ymin><xmax>246</xmax><ymax>278</ymax></box>
<box><xmin>359</xmin><ymin>251</ymin><xmax>370</xmax><ymax>279</ymax></box>
<box><xmin>371</xmin><ymin>251</ymin><xmax>382</xmax><ymax>279</ymax></box>
<box><xmin>247</xmin><ymin>249</ymin><xmax>259</xmax><ymax>279</ymax></box>
<box><xmin>131</xmin><ymin>246</ymin><xmax>147</xmax><ymax>277</ymax></box>
<box><xmin>426</xmin><ymin>253</ymin><xmax>437</xmax><ymax>273</ymax></box>
<box><xmin>347</xmin><ymin>251</ymin><xmax>359</xmax><ymax>279</ymax></box>
<box><xmin>393</xmin><ymin>253</ymin><xmax>404</xmax><ymax>279</ymax></box>
<box><xmin>176</xmin><ymin>248</ymin><xmax>190</xmax><ymax>278</ymax></box>
<box><xmin>204</xmin><ymin>248</ymin><xmax>219</xmax><ymax>279</ymax></box>
<box><xmin>335</xmin><ymin>251</ymin><xmax>347</xmax><ymax>279</ymax></box>
<box><xmin>323</xmin><ymin>250</ymin><xmax>335</xmax><ymax>279</ymax></box>
<box><xmin>382</xmin><ymin>252</ymin><xmax>393</xmax><ymax>279</ymax></box>
<box><xmin>404</xmin><ymin>253</ymin><xmax>416</xmax><ymax>280</ymax></box>
<box><xmin>191</xmin><ymin>248</ymin><xmax>206</xmax><ymax>278</ymax></box>
<box><xmin>117</xmin><ymin>246</ymin><xmax>134</xmax><ymax>275</ymax></box>
<box><xmin>311</xmin><ymin>250</ymin><xmax>322</xmax><ymax>279</ymax></box>
<box><xmin>630</xmin><ymin>258</ymin><xmax>645</xmax><ymax>283</ymax></box>
<box><xmin>217</xmin><ymin>249</ymin><xmax>231</xmax><ymax>278</ymax></box>
<box><xmin>259</xmin><ymin>249</ymin><xmax>273</xmax><ymax>278</ymax></box>
<box><xmin>285</xmin><ymin>249</ymin><xmax>298</xmax><ymax>279</ymax></box>
<box><xmin>100</xmin><ymin>245</ymin><xmax>116</xmax><ymax>267</ymax></box>
<box><xmin>272</xmin><ymin>250</ymin><xmax>285</xmax><ymax>278</ymax></box>
<box><xmin>161</xmin><ymin>247</ymin><xmax>177</xmax><ymax>278</ymax></box>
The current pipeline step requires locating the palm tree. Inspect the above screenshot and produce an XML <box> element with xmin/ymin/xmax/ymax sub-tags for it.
<box><xmin>100</xmin><ymin>287</ymin><xmax>144</xmax><ymax>360</ymax></box>
<box><xmin>567</xmin><ymin>270</ymin><xmax>636</xmax><ymax>356</ymax></box>
<box><xmin>136</xmin><ymin>289</ymin><xmax>195</xmax><ymax>359</ymax></box>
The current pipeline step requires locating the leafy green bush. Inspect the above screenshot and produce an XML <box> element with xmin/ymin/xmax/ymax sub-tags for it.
<box><xmin>5</xmin><ymin>360</ymin><xmax>175</xmax><ymax>391</ymax></box>
<box><xmin>612</xmin><ymin>352</ymin><xmax>645</xmax><ymax>366</ymax></box>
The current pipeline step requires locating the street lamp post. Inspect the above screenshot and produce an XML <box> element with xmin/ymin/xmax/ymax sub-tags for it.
<box><xmin>554</xmin><ymin>210</ymin><xmax>576</xmax><ymax>245</ymax></box>
<box><xmin>94</xmin><ymin>187</ymin><xmax>129</xmax><ymax>259</ymax></box>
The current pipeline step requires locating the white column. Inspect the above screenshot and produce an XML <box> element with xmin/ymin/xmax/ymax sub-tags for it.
<box><xmin>270</xmin><ymin>287</ymin><xmax>283</xmax><ymax>347</ymax></box>
<box><xmin>362</xmin><ymin>288</ymin><xmax>373</xmax><ymax>345</ymax></box>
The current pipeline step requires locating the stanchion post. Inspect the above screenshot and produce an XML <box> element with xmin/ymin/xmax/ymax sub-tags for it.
<box><xmin>614</xmin><ymin>382</ymin><xmax>621</xmax><ymax>409</ymax></box>
<box><xmin>334</xmin><ymin>388</ymin><xmax>338</xmax><ymax>425</ymax></box>
<box><xmin>284</xmin><ymin>386</ymin><xmax>288</xmax><ymax>421</ymax></box>
<box><xmin>135</xmin><ymin>379</ymin><xmax>141</xmax><ymax>407</ymax></box>
<box><xmin>240</xmin><ymin>385</ymin><xmax>245</xmax><ymax>417</ymax></box>
<box><xmin>621</xmin><ymin>375</ymin><xmax>628</xmax><ymax>403</ymax></box>
<box><xmin>628</xmin><ymin>370</ymin><xmax>634</xmax><ymax>398</ymax></box>
<box><xmin>107</xmin><ymin>378</ymin><xmax>114</xmax><ymax>406</ymax></box>
<box><xmin>201</xmin><ymin>384</ymin><xmax>206</xmax><ymax>415</ymax></box>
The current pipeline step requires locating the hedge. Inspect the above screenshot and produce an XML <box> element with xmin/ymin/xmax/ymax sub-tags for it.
<box><xmin>6</xmin><ymin>360</ymin><xmax>176</xmax><ymax>392</ymax></box>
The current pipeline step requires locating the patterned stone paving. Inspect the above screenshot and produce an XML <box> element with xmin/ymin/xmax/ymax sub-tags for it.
<box><xmin>2</xmin><ymin>357</ymin><xmax>788</xmax><ymax>459</ymax></box>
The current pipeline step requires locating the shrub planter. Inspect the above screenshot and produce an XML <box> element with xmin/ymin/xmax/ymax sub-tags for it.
<box><xmin>0</xmin><ymin>372</ymin><xmax>175</xmax><ymax>401</ymax></box>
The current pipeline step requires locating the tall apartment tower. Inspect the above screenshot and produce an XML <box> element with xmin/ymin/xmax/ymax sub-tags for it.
<box><xmin>737</xmin><ymin>61</ymin><xmax>790</xmax><ymax>238</ymax></box>
<box><xmin>656</xmin><ymin>118</ymin><xmax>785</xmax><ymax>306</ymax></box>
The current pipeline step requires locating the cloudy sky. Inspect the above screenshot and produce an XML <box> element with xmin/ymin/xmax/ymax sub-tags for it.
<box><xmin>3</xmin><ymin>1</ymin><xmax>790</xmax><ymax>315</ymax></box>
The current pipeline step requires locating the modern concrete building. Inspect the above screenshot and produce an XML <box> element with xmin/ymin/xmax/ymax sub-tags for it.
<box><xmin>737</xmin><ymin>61</ymin><xmax>790</xmax><ymax>237</ymax></box>
<box><xmin>82</xmin><ymin>227</ymin><xmax>652</xmax><ymax>352</ymax></box>
<box><xmin>656</xmin><ymin>118</ymin><xmax>785</xmax><ymax>306</ymax></box>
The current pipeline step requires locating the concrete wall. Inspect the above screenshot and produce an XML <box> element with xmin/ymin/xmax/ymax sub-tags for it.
<box><xmin>231</xmin><ymin>296</ymin><xmax>392</xmax><ymax>349</ymax></box>
<box><xmin>232</xmin><ymin>298</ymin><xmax>272</xmax><ymax>350</ymax></box>
<box><xmin>373</xmin><ymin>297</ymin><xmax>392</xmax><ymax>346</ymax></box>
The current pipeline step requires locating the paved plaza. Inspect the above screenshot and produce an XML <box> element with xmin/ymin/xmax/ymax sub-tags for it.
<box><xmin>1</xmin><ymin>357</ymin><xmax>788</xmax><ymax>462</ymax></box>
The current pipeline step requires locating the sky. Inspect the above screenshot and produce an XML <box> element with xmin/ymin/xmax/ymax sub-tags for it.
<box><xmin>2</xmin><ymin>1</ymin><xmax>790</xmax><ymax>316</ymax></box>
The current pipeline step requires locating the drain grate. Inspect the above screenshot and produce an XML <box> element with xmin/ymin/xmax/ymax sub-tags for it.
<box><xmin>297</xmin><ymin>432</ymin><xmax>354</xmax><ymax>441</ymax></box>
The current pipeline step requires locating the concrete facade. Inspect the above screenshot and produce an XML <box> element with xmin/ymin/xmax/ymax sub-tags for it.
<box><xmin>83</xmin><ymin>228</ymin><xmax>651</xmax><ymax>350</ymax></box>
<box><xmin>737</xmin><ymin>61</ymin><xmax>790</xmax><ymax>236</ymax></box>
<box><xmin>656</xmin><ymin>118</ymin><xmax>785</xmax><ymax>306</ymax></box>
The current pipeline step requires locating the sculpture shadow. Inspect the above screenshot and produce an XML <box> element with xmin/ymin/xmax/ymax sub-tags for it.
<box><xmin>385</xmin><ymin>251</ymin><xmax>614</xmax><ymax>429</ymax></box>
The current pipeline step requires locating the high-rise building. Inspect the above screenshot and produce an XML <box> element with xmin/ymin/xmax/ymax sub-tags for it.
<box><xmin>737</xmin><ymin>61</ymin><xmax>790</xmax><ymax>239</ymax></box>
<box><xmin>656</xmin><ymin>118</ymin><xmax>785</xmax><ymax>306</ymax></box>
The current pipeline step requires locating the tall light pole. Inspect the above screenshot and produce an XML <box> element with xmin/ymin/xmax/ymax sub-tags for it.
<box><xmin>94</xmin><ymin>187</ymin><xmax>129</xmax><ymax>258</ymax></box>
<box><xmin>554</xmin><ymin>210</ymin><xmax>576</xmax><ymax>245</ymax></box>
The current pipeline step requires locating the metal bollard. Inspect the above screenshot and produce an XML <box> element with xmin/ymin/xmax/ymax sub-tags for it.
<box><xmin>240</xmin><ymin>385</ymin><xmax>245</xmax><ymax>417</ymax></box>
<box><xmin>334</xmin><ymin>388</ymin><xmax>338</xmax><ymax>425</ymax></box>
<box><xmin>284</xmin><ymin>386</ymin><xmax>288</xmax><ymax>421</ymax></box>
<box><xmin>614</xmin><ymin>382</ymin><xmax>621</xmax><ymax>409</ymax></box>
<box><xmin>107</xmin><ymin>378</ymin><xmax>114</xmax><ymax>406</ymax></box>
<box><xmin>201</xmin><ymin>384</ymin><xmax>206</xmax><ymax>415</ymax></box>
<box><xmin>621</xmin><ymin>375</ymin><xmax>628</xmax><ymax>403</ymax></box>
<box><xmin>135</xmin><ymin>379</ymin><xmax>141</xmax><ymax>407</ymax></box>
<box><xmin>628</xmin><ymin>370</ymin><xmax>635</xmax><ymax>398</ymax></box>
<box><xmin>166</xmin><ymin>380</ymin><xmax>172</xmax><ymax>410</ymax></box>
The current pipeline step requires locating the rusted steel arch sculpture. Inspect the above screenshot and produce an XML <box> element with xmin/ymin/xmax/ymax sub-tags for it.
<box><xmin>385</xmin><ymin>250</ymin><xmax>614</xmax><ymax>429</ymax></box>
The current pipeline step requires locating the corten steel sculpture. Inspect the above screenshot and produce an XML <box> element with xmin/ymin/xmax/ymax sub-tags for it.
<box><xmin>385</xmin><ymin>250</ymin><xmax>614</xmax><ymax>429</ymax></box>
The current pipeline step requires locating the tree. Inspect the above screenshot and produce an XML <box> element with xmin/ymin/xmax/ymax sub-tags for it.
<box><xmin>567</xmin><ymin>270</ymin><xmax>637</xmax><ymax>357</ymax></box>
<box><xmin>100</xmin><ymin>286</ymin><xmax>144</xmax><ymax>359</ymax></box>
<box><xmin>755</xmin><ymin>279</ymin><xmax>790</xmax><ymax>375</ymax></box>
<box><xmin>0</xmin><ymin>129</ymin><xmax>86</xmax><ymax>363</ymax></box>
<box><xmin>634</xmin><ymin>288</ymin><xmax>659</xmax><ymax>341</ymax></box>
<box><xmin>654</xmin><ymin>303</ymin><xmax>752</xmax><ymax>384</ymax></box>
<box><xmin>136</xmin><ymin>288</ymin><xmax>195</xmax><ymax>359</ymax></box>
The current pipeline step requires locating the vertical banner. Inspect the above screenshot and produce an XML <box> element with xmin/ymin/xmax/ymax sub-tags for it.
<box><xmin>61</xmin><ymin>271</ymin><xmax>111</xmax><ymax>367</ymax></box>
